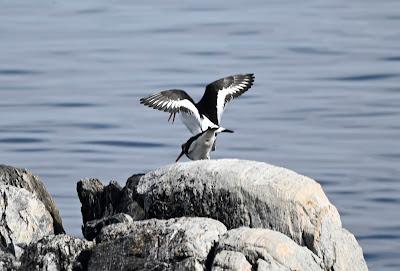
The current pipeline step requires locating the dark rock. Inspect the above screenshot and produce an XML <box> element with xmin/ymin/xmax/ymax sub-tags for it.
<box><xmin>19</xmin><ymin>234</ymin><xmax>94</xmax><ymax>271</ymax></box>
<box><xmin>0</xmin><ymin>164</ymin><xmax>64</xmax><ymax>234</ymax></box>
<box><xmin>88</xmin><ymin>217</ymin><xmax>226</xmax><ymax>271</ymax></box>
<box><xmin>77</xmin><ymin>179</ymin><xmax>122</xmax><ymax>224</ymax></box>
<box><xmin>117</xmin><ymin>174</ymin><xmax>145</xmax><ymax>220</ymax></box>
<box><xmin>77</xmin><ymin>176</ymin><xmax>145</xmax><ymax>240</ymax></box>
<box><xmin>0</xmin><ymin>251</ymin><xmax>18</xmax><ymax>270</ymax></box>
<box><xmin>83</xmin><ymin>213</ymin><xmax>133</xmax><ymax>241</ymax></box>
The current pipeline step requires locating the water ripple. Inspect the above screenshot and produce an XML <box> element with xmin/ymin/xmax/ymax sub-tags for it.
<box><xmin>359</xmin><ymin>233</ymin><xmax>400</xmax><ymax>240</ymax></box>
<box><xmin>76</xmin><ymin>8</ymin><xmax>107</xmax><ymax>15</ymax></box>
<box><xmin>369</xmin><ymin>197</ymin><xmax>400</xmax><ymax>204</ymax></box>
<box><xmin>183</xmin><ymin>51</ymin><xmax>228</xmax><ymax>56</ymax></box>
<box><xmin>41</xmin><ymin>102</ymin><xmax>98</xmax><ymax>108</ymax></box>
<box><xmin>0</xmin><ymin>138</ymin><xmax>46</xmax><ymax>144</ymax></box>
<box><xmin>229</xmin><ymin>30</ymin><xmax>260</xmax><ymax>36</ymax></box>
<box><xmin>82</xmin><ymin>140</ymin><xmax>167</xmax><ymax>148</ymax></box>
<box><xmin>0</xmin><ymin>69</ymin><xmax>42</xmax><ymax>76</ymax></box>
<box><xmin>329</xmin><ymin>73</ymin><xmax>398</xmax><ymax>81</ymax></box>
<box><xmin>289</xmin><ymin>46</ymin><xmax>343</xmax><ymax>55</ymax></box>
<box><xmin>149</xmin><ymin>27</ymin><xmax>188</xmax><ymax>34</ymax></box>
<box><xmin>381</xmin><ymin>56</ymin><xmax>400</xmax><ymax>62</ymax></box>
<box><xmin>68</xmin><ymin>123</ymin><xmax>119</xmax><ymax>130</ymax></box>
<box><xmin>12</xmin><ymin>147</ymin><xmax>53</xmax><ymax>152</ymax></box>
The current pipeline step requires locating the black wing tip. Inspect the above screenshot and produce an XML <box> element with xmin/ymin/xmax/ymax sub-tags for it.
<box><xmin>243</xmin><ymin>73</ymin><xmax>255</xmax><ymax>82</ymax></box>
<box><xmin>232</xmin><ymin>73</ymin><xmax>255</xmax><ymax>86</ymax></box>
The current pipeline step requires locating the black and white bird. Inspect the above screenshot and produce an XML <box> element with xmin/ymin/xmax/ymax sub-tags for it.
<box><xmin>140</xmin><ymin>73</ymin><xmax>255</xmax><ymax>135</ymax></box>
<box><xmin>175</xmin><ymin>127</ymin><xmax>234</xmax><ymax>162</ymax></box>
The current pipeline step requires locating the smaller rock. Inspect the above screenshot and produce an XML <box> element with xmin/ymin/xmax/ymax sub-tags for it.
<box><xmin>0</xmin><ymin>165</ymin><xmax>64</xmax><ymax>234</ymax></box>
<box><xmin>83</xmin><ymin>213</ymin><xmax>133</xmax><ymax>241</ymax></box>
<box><xmin>0</xmin><ymin>251</ymin><xmax>18</xmax><ymax>270</ymax></box>
<box><xmin>19</xmin><ymin>234</ymin><xmax>94</xmax><ymax>271</ymax></box>
<box><xmin>212</xmin><ymin>250</ymin><xmax>252</xmax><ymax>271</ymax></box>
<box><xmin>0</xmin><ymin>185</ymin><xmax>54</xmax><ymax>258</ymax></box>
<box><xmin>213</xmin><ymin>227</ymin><xmax>325</xmax><ymax>271</ymax></box>
<box><xmin>256</xmin><ymin>259</ymin><xmax>287</xmax><ymax>271</ymax></box>
<box><xmin>117</xmin><ymin>174</ymin><xmax>145</xmax><ymax>220</ymax></box>
<box><xmin>77</xmin><ymin>179</ymin><xmax>122</xmax><ymax>224</ymax></box>
<box><xmin>89</xmin><ymin>217</ymin><xmax>227</xmax><ymax>271</ymax></box>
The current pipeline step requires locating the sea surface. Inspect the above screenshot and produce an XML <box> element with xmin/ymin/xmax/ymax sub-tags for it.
<box><xmin>1</xmin><ymin>0</ymin><xmax>399</xmax><ymax>269</ymax></box>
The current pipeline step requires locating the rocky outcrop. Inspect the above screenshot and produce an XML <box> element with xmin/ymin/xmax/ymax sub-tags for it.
<box><xmin>135</xmin><ymin>159</ymin><xmax>368</xmax><ymax>270</ymax></box>
<box><xmin>76</xmin><ymin>176</ymin><xmax>145</xmax><ymax>240</ymax></box>
<box><xmin>20</xmin><ymin>234</ymin><xmax>94</xmax><ymax>271</ymax></box>
<box><xmin>76</xmin><ymin>179</ymin><xmax>122</xmax><ymax>224</ymax></box>
<box><xmin>0</xmin><ymin>160</ymin><xmax>367</xmax><ymax>271</ymax></box>
<box><xmin>0</xmin><ymin>165</ymin><xmax>64</xmax><ymax>234</ymax></box>
<box><xmin>88</xmin><ymin>217</ymin><xmax>227</xmax><ymax>270</ymax></box>
<box><xmin>0</xmin><ymin>185</ymin><xmax>54</xmax><ymax>258</ymax></box>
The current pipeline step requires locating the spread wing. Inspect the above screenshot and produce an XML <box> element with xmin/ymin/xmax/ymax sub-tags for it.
<box><xmin>140</xmin><ymin>89</ymin><xmax>200</xmax><ymax>117</ymax></box>
<box><xmin>196</xmin><ymin>73</ymin><xmax>255</xmax><ymax>125</ymax></box>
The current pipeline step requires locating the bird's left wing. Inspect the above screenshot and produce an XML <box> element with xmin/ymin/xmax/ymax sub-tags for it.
<box><xmin>140</xmin><ymin>89</ymin><xmax>199</xmax><ymax>117</ymax></box>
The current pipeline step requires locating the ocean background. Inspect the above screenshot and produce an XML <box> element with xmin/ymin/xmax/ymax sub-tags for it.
<box><xmin>1</xmin><ymin>1</ymin><xmax>399</xmax><ymax>269</ymax></box>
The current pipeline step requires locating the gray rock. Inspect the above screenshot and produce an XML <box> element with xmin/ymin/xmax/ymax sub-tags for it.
<box><xmin>0</xmin><ymin>164</ymin><xmax>64</xmax><ymax>234</ymax></box>
<box><xmin>213</xmin><ymin>227</ymin><xmax>324</xmax><ymax>271</ymax></box>
<box><xmin>89</xmin><ymin>217</ymin><xmax>227</xmax><ymax>271</ymax></box>
<box><xmin>0</xmin><ymin>251</ymin><xmax>18</xmax><ymax>271</ymax></box>
<box><xmin>117</xmin><ymin>173</ymin><xmax>145</xmax><ymax>220</ymax></box>
<box><xmin>212</xmin><ymin>250</ymin><xmax>252</xmax><ymax>271</ymax></box>
<box><xmin>20</xmin><ymin>234</ymin><xmax>94</xmax><ymax>271</ymax></box>
<box><xmin>0</xmin><ymin>185</ymin><xmax>54</xmax><ymax>258</ymax></box>
<box><xmin>83</xmin><ymin>213</ymin><xmax>133</xmax><ymax>241</ymax></box>
<box><xmin>316</xmin><ymin>227</ymin><xmax>367</xmax><ymax>271</ymax></box>
<box><xmin>256</xmin><ymin>259</ymin><xmax>288</xmax><ymax>271</ymax></box>
<box><xmin>136</xmin><ymin>159</ymin><xmax>368</xmax><ymax>271</ymax></box>
<box><xmin>77</xmin><ymin>176</ymin><xmax>146</xmax><ymax>240</ymax></box>
<box><xmin>76</xmin><ymin>179</ymin><xmax>122</xmax><ymax>224</ymax></box>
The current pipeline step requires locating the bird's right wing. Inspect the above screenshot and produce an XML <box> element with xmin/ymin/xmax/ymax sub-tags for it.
<box><xmin>197</xmin><ymin>74</ymin><xmax>255</xmax><ymax>125</ymax></box>
<box><xmin>140</xmin><ymin>89</ymin><xmax>200</xmax><ymax>118</ymax></box>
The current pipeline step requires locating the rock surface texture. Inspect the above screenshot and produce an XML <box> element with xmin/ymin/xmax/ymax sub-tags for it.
<box><xmin>20</xmin><ymin>234</ymin><xmax>94</xmax><ymax>271</ymax></box>
<box><xmin>0</xmin><ymin>160</ymin><xmax>367</xmax><ymax>271</ymax></box>
<box><xmin>0</xmin><ymin>185</ymin><xmax>54</xmax><ymax>258</ymax></box>
<box><xmin>212</xmin><ymin>227</ymin><xmax>324</xmax><ymax>271</ymax></box>
<box><xmin>0</xmin><ymin>164</ymin><xmax>65</xmax><ymax>234</ymax></box>
<box><xmin>77</xmin><ymin>175</ymin><xmax>145</xmax><ymax>240</ymax></box>
<box><xmin>88</xmin><ymin>217</ymin><xmax>227</xmax><ymax>271</ymax></box>
<box><xmin>135</xmin><ymin>159</ymin><xmax>368</xmax><ymax>271</ymax></box>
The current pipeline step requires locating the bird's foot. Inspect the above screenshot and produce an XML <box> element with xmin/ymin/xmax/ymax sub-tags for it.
<box><xmin>168</xmin><ymin>112</ymin><xmax>177</xmax><ymax>123</ymax></box>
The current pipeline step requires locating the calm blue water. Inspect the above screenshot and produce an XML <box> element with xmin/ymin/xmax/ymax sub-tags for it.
<box><xmin>1</xmin><ymin>1</ymin><xmax>399</xmax><ymax>269</ymax></box>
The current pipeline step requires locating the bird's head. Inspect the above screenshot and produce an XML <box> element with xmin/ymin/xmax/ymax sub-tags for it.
<box><xmin>175</xmin><ymin>143</ymin><xmax>187</xmax><ymax>162</ymax></box>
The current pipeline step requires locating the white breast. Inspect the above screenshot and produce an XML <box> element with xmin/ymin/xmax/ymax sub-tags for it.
<box><xmin>187</xmin><ymin>130</ymin><xmax>216</xmax><ymax>160</ymax></box>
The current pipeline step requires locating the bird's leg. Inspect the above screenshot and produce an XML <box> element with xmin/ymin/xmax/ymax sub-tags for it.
<box><xmin>172</xmin><ymin>112</ymin><xmax>176</xmax><ymax>123</ymax></box>
<box><xmin>168</xmin><ymin>113</ymin><xmax>173</xmax><ymax>122</ymax></box>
